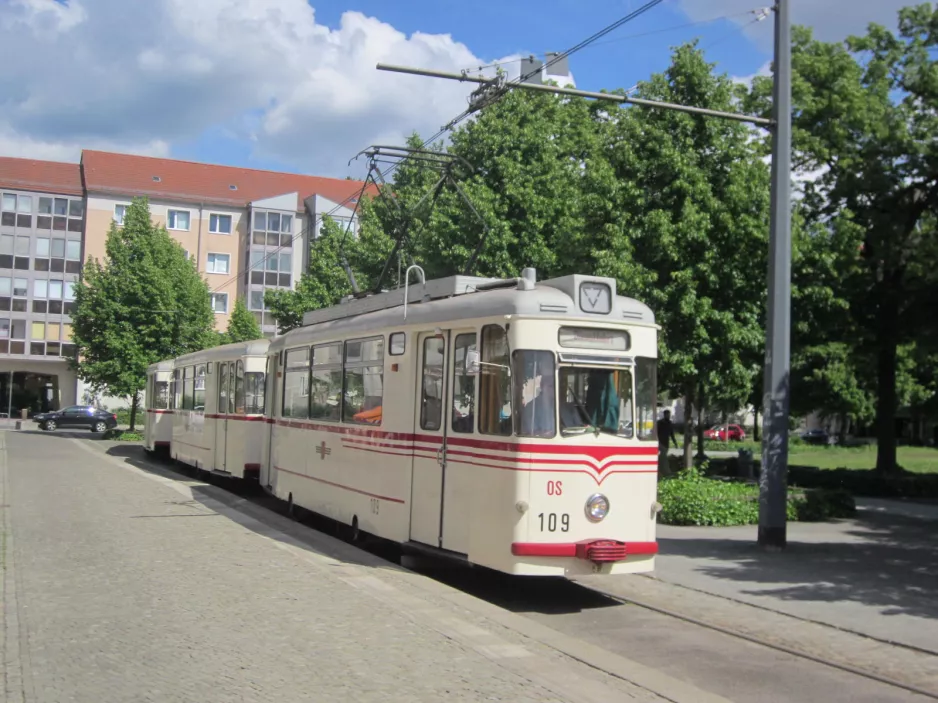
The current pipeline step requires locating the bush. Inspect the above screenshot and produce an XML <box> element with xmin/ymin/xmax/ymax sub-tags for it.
<box><xmin>791</xmin><ymin>488</ymin><xmax>856</xmax><ymax>521</ymax></box>
<box><xmin>104</xmin><ymin>429</ymin><xmax>143</xmax><ymax>441</ymax></box>
<box><xmin>657</xmin><ymin>467</ymin><xmax>857</xmax><ymax>526</ymax></box>
<box><xmin>788</xmin><ymin>466</ymin><xmax>938</xmax><ymax>499</ymax></box>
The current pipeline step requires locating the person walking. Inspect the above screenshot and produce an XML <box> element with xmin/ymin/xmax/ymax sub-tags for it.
<box><xmin>657</xmin><ymin>409</ymin><xmax>678</xmax><ymax>475</ymax></box>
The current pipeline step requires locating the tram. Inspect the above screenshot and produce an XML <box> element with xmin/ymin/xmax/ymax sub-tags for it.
<box><xmin>146</xmin><ymin>268</ymin><xmax>662</xmax><ymax>577</ymax></box>
<box><xmin>144</xmin><ymin>359</ymin><xmax>174</xmax><ymax>454</ymax></box>
<box><xmin>168</xmin><ymin>339</ymin><xmax>269</xmax><ymax>479</ymax></box>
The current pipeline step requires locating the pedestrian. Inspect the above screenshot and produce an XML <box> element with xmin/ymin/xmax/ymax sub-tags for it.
<box><xmin>657</xmin><ymin>409</ymin><xmax>678</xmax><ymax>475</ymax></box>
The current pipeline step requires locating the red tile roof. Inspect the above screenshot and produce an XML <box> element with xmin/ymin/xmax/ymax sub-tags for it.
<box><xmin>81</xmin><ymin>150</ymin><xmax>375</xmax><ymax>210</ymax></box>
<box><xmin>0</xmin><ymin>156</ymin><xmax>83</xmax><ymax>196</ymax></box>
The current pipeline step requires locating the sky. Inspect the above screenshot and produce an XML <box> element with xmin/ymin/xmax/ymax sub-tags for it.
<box><xmin>0</xmin><ymin>0</ymin><xmax>914</xmax><ymax>180</ymax></box>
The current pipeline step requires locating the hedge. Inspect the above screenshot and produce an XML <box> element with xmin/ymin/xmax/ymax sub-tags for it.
<box><xmin>657</xmin><ymin>467</ymin><xmax>857</xmax><ymax>526</ymax></box>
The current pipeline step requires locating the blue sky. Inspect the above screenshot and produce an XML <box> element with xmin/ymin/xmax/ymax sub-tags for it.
<box><xmin>0</xmin><ymin>0</ymin><xmax>909</xmax><ymax>178</ymax></box>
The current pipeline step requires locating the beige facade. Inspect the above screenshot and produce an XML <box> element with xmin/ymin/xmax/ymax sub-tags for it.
<box><xmin>84</xmin><ymin>194</ymin><xmax>248</xmax><ymax>331</ymax></box>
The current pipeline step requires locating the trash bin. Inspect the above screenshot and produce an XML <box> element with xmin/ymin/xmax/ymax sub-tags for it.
<box><xmin>738</xmin><ymin>448</ymin><xmax>754</xmax><ymax>479</ymax></box>
<box><xmin>20</xmin><ymin>408</ymin><xmax>27</xmax><ymax>420</ymax></box>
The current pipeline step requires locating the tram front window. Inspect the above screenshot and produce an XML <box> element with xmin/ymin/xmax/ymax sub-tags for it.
<box><xmin>558</xmin><ymin>367</ymin><xmax>634</xmax><ymax>438</ymax></box>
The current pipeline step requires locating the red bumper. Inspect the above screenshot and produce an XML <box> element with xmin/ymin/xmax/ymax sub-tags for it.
<box><xmin>511</xmin><ymin>540</ymin><xmax>658</xmax><ymax>563</ymax></box>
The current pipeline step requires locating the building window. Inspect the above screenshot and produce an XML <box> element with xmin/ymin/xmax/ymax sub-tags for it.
<box><xmin>209</xmin><ymin>214</ymin><xmax>232</xmax><ymax>234</ymax></box>
<box><xmin>249</xmin><ymin>290</ymin><xmax>266</xmax><ymax>310</ymax></box>
<box><xmin>114</xmin><ymin>205</ymin><xmax>127</xmax><ymax>225</ymax></box>
<box><xmin>206</xmin><ymin>253</ymin><xmax>230</xmax><ymax>274</ymax></box>
<box><xmin>210</xmin><ymin>292</ymin><xmax>228</xmax><ymax>313</ymax></box>
<box><xmin>252</xmin><ymin>209</ymin><xmax>294</xmax><ymax>246</ymax></box>
<box><xmin>168</xmin><ymin>210</ymin><xmax>190</xmax><ymax>230</ymax></box>
<box><xmin>33</xmin><ymin>279</ymin><xmax>48</xmax><ymax>299</ymax></box>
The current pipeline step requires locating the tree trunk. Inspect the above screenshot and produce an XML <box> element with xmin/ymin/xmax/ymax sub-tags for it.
<box><xmin>838</xmin><ymin>412</ymin><xmax>848</xmax><ymax>446</ymax></box>
<box><xmin>753</xmin><ymin>407</ymin><xmax>760</xmax><ymax>442</ymax></box>
<box><xmin>129</xmin><ymin>393</ymin><xmax>139</xmax><ymax>432</ymax></box>
<box><xmin>875</xmin><ymin>288</ymin><xmax>900</xmax><ymax>474</ymax></box>
<box><xmin>721</xmin><ymin>409</ymin><xmax>729</xmax><ymax>446</ymax></box>
<box><xmin>683</xmin><ymin>390</ymin><xmax>694</xmax><ymax>470</ymax></box>
<box><xmin>695</xmin><ymin>405</ymin><xmax>706</xmax><ymax>461</ymax></box>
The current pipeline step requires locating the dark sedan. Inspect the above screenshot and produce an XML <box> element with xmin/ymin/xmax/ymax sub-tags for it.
<box><xmin>33</xmin><ymin>406</ymin><xmax>118</xmax><ymax>433</ymax></box>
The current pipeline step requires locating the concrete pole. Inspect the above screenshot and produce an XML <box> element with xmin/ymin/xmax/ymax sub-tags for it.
<box><xmin>759</xmin><ymin>0</ymin><xmax>792</xmax><ymax>550</ymax></box>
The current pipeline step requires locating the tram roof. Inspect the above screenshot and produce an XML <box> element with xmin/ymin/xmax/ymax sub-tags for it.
<box><xmin>271</xmin><ymin>271</ymin><xmax>655</xmax><ymax>352</ymax></box>
<box><xmin>147</xmin><ymin>359</ymin><xmax>175</xmax><ymax>373</ymax></box>
<box><xmin>171</xmin><ymin>338</ymin><xmax>270</xmax><ymax>366</ymax></box>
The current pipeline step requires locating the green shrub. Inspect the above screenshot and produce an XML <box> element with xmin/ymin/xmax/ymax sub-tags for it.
<box><xmin>788</xmin><ymin>466</ymin><xmax>938</xmax><ymax>499</ymax></box>
<box><xmin>104</xmin><ymin>429</ymin><xmax>143</xmax><ymax>441</ymax></box>
<box><xmin>791</xmin><ymin>488</ymin><xmax>856</xmax><ymax>521</ymax></box>
<box><xmin>657</xmin><ymin>468</ymin><xmax>857</xmax><ymax>526</ymax></box>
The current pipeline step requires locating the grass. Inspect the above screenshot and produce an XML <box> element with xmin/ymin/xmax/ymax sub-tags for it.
<box><xmin>674</xmin><ymin>433</ymin><xmax>938</xmax><ymax>474</ymax></box>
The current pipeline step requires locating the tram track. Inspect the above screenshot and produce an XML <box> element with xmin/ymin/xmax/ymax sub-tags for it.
<box><xmin>138</xmin><ymin>445</ymin><xmax>938</xmax><ymax>703</ymax></box>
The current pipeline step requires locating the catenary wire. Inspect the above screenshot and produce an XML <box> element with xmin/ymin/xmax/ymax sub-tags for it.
<box><xmin>460</xmin><ymin>7</ymin><xmax>770</xmax><ymax>76</ymax></box>
<box><xmin>210</xmin><ymin>0</ymin><xmax>675</xmax><ymax>296</ymax></box>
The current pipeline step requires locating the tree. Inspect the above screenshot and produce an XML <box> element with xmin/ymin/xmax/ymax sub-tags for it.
<box><xmin>69</xmin><ymin>197</ymin><xmax>215</xmax><ymax>430</ymax></box>
<box><xmin>749</xmin><ymin>6</ymin><xmax>938</xmax><ymax>472</ymax></box>
<box><xmin>225</xmin><ymin>298</ymin><xmax>263</xmax><ymax>343</ymax></box>
<box><xmin>598</xmin><ymin>44</ymin><xmax>771</xmax><ymax>466</ymax></box>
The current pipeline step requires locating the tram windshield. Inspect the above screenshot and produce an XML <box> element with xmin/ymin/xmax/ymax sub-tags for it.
<box><xmin>558</xmin><ymin>367</ymin><xmax>634</xmax><ymax>438</ymax></box>
<box><xmin>510</xmin><ymin>350</ymin><xmax>658</xmax><ymax>440</ymax></box>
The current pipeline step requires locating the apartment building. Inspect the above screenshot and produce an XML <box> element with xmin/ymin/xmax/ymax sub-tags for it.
<box><xmin>0</xmin><ymin>150</ymin><xmax>370</xmax><ymax>415</ymax></box>
<box><xmin>0</xmin><ymin>157</ymin><xmax>85</xmax><ymax>414</ymax></box>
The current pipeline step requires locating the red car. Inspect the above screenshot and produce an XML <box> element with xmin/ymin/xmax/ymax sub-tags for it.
<box><xmin>704</xmin><ymin>424</ymin><xmax>746</xmax><ymax>441</ymax></box>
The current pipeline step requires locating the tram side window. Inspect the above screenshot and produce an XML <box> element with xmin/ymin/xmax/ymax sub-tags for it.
<box><xmin>282</xmin><ymin>347</ymin><xmax>310</xmax><ymax>419</ymax></box>
<box><xmin>513</xmin><ymin>350</ymin><xmax>556</xmax><ymax>438</ymax></box>
<box><xmin>173</xmin><ymin>369</ymin><xmax>181</xmax><ymax>409</ymax></box>
<box><xmin>310</xmin><ymin>343</ymin><xmax>342</xmax><ymax>421</ymax></box>
<box><xmin>154</xmin><ymin>380</ymin><xmax>170</xmax><ymax>410</ymax></box>
<box><xmin>420</xmin><ymin>336</ymin><xmax>445</xmax><ymax>431</ymax></box>
<box><xmin>344</xmin><ymin>337</ymin><xmax>383</xmax><ymax>425</ymax></box>
<box><xmin>182</xmin><ymin>367</ymin><xmax>194</xmax><ymax>410</ymax></box>
<box><xmin>244</xmin><ymin>371</ymin><xmax>265</xmax><ymax>415</ymax></box>
<box><xmin>452</xmin><ymin>333</ymin><xmax>476</xmax><ymax>433</ymax></box>
<box><xmin>194</xmin><ymin>364</ymin><xmax>206</xmax><ymax>411</ymax></box>
<box><xmin>235</xmin><ymin>361</ymin><xmax>245</xmax><ymax>414</ymax></box>
<box><xmin>478</xmin><ymin>325</ymin><xmax>511</xmax><ymax>436</ymax></box>
<box><xmin>218</xmin><ymin>362</ymin><xmax>229</xmax><ymax>415</ymax></box>
<box><xmin>635</xmin><ymin>357</ymin><xmax>658</xmax><ymax>441</ymax></box>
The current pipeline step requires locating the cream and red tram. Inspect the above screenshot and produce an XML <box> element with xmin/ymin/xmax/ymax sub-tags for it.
<box><xmin>262</xmin><ymin>269</ymin><xmax>660</xmax><ymax>576</ymax></box>
<box><xmin>144</xmin><ymin>359</ymin><xmax>174</xmax><ymax>454</ymax></box>
<box><xmin>166</xmin><ymin>340</ymin><xmax>270</xmax><ymax>479</ymax></box>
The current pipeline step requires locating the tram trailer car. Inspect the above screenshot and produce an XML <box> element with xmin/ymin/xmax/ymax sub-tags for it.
<box><xmin>261</xmin><ymin>268</ymin><xmax>662</xmax><ymax>577</ymax></box>
<box><xmin>144</xmin><ymin>359</ymin><xmax>174</xmax><ymax>454</ymax></box>
<box><xmin>167</xmin><ymin>340</ymin><xmax>270</xmax><ymax>480</ymax></box>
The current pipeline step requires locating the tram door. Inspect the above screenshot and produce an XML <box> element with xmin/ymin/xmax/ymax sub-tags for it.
<box><xmin>214</xmin><ymin>361</ymin><xmax>231</xmax><ymax>472</ymax></box>
<box><xmin>410</xmin><ymin>331</ymin><xmax>450</xmax><ymax>547</ymax></box>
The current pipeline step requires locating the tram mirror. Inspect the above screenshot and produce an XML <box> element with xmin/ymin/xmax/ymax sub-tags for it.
<box><xmin>465</xmin><ymin>348</ymin><xmax>481</xmax><ymax>375</ymax></box>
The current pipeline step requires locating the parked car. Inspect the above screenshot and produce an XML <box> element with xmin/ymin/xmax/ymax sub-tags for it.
<box><xmin>32</xmin><ymin>405</ymin><xmax>118</xmax><ymax>433</ymax></box>
<box><xmin>800</xmin><ymin>428</ymin><xmax>831</xmax><ymax>445</ymax></box>
<box><xmin>703</xmin><ymin>424</ymin><xmax>746</xmax><ymax>441</ymax></box>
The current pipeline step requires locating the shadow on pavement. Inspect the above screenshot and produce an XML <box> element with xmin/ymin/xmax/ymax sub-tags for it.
<box><xmin>658</xmin><ymin>512</ymin><xmax>938</xmax><ymax>622</ymax></box>
<box><xmin>2</xmin><ymin>430</ymin><xmax>640</xmax><ymax>616</ymax></box>
<box><xmin>97</xmin><ymin>440</ymin><xmax>621</xmax><ymax>616</ymax></box>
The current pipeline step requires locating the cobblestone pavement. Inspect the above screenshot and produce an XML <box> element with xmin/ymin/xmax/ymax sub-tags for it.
<box><xmin>0</xmin><ymin>431</ymin><xmax>691</xmax><ymax>703</ymax></box>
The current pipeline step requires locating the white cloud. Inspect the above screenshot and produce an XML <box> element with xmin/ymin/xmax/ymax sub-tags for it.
<box><xmin>679</xmin><ymin>0</ymin><xmax>911</xmax><ymax>48</ymax></box>
<box><xmin>0</xmin><ymin>0</ymin><xmax>508</xmax><ymax>176</ymax></box>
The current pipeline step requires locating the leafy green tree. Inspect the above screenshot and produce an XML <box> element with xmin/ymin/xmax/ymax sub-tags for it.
<box><xmin>749</xmin><ymin>6</ymin><xmax>938</xmax><ymax>472</ymax></box>
<box><xmin>69</xmin><ymin>197</ymin><xmax>215</xmax><ymax>429</ymax></box>
<box><xmin>598</xmin><ymin>44</ymin><xmax>771</xmax><ymax>466</ymax></box>
<box><xmin>224</xmin><ymin>298</ymin><xmax>263</xmax><ymax>343</ymax></box>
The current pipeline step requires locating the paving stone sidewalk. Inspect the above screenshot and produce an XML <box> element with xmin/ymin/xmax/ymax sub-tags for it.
<box><xmin>0</xmin><ymin>430</ymin><xmax>706</xmax><ymax>703</ymax></box>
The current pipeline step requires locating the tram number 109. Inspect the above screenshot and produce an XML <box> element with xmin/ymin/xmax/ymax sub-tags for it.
<box><xmin>537</xmin><ymin>512</ymin><xmax>570</xmax><ymax>532</ymax></box>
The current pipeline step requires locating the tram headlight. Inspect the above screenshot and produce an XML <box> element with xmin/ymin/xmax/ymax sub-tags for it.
<box><xmin>585</xmin><ymin>494</ymin><xmax>610</xmax><ymax>522</ymax></box>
